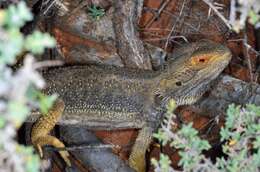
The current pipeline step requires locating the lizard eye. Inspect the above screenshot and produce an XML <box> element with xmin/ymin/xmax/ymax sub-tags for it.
<box><xmin>198</xmin><ymin>58</ymin><xmax>205</xmax><ymax>62</ymax></box>
<box><xmin>191</xmin><ymin>55</ymin><xmax>210</xmax><ymax>66</ymax></box>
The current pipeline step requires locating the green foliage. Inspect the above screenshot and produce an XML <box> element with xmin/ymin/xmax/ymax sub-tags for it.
<box><xmin>151</xmin><ymin>154</ymin><xmax>172</xmax><ymax>172</ymax></box>
<box><xmin>8</xmin><ymin>100</ymin><xmax>30</xmax><ymax>126</ymax></box>
<box><xmin>171</xmin><ymin>123</ymin><xmax>211</xmax><ymax>171</ymax></box>
<box><xmin>0</xmin><ymin>116</ymin><xmax>5</xmax><ymax>128</ymax></box>
<box><xmin>154</xmin><ymin>99</ymin><xmax>177</xmax><ymax>146</ymax></box>
<box><xmin>0</xmin><ymin>2</ymin><xmax>56</xmax><ymax>172</ymax></box>
<box><xmin>26</xmin><ymin>86</ymin><xmax>57</xmax><ymax>115</ymax></box>
<box><xmin>0</xmin><ymin>27</ymin><xmax>24</xmax><ymax>64</ymax></box>
<box><xmin>2</xmin><ymin>1</ymin><xmax>33</xmax><ymax>28</ymax></box>
<box><xmin>0</xmin><ymin>1</ymin><xmax>55</xmax><ymax>65</ymax></box>
<box><xmin>172</xmin><ymin>123</ymin><xmax>211</xmax><ymax>151</ymax></box>
<box><xmin>38</xmin><ymin>93</ymin><xmax>57</xmax><ymax>114</ymax></box>
<box><xmin>87</xmin><ymin>5</ymin><xmax>105</xmax><ymax>20</ymax></box>
<box><xmin>0</xmin><ymin>1</ymin><xmax>31</xmax><ymax>65</ymax></box>
<box><xmin>217</xmin><ymin>104</ymin><xmax>260</xmax><ymax>172</ymax></box>
<box><xmin>249</xmin><ymin>10</ymin><xmax>260</xmax><ymax>25</ymax></box>
<box><xmin>16</xmin><ymin>145</ymin><xmax>40</xmax><ymax>172</ymax></box>
<box><xmin>152</xmin><ymin>100</ymin><xmax>260</xmax><ymax>172</ymax></box>
<box><xmin>25</xmin><ymin>31</ymin><xmax>56</xmax><ymax>54</ymax></box>
<box><xmin>154</xmin><ymin>129</ymin><xmax>171</xmax><ymax>146</ymax></box>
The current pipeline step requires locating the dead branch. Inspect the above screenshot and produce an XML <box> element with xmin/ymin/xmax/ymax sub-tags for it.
<box><xmin>201</xmin><ymin>0</ymin><xmax>231</xmax><ymax>29</ymax></box>
<box><xmin>59</xmin><ymin>126</ymin><xmax>135</xmax><ymax>172</ymax></box>
<box><xmin>194</xmin><ymin>74</ymin><xmax>260</xmax><ymax>117</ymax></box>
<box><xmin>144</xmin><ymin>0</ymin><xmax>171</xmax><ymax>29</ymax></box>
<box><xmin>164</xmin><ymin>0</ymin><xmax>187</xmax><ymax>50</ymax></box>
<box><xmin>112</xmin><ymin>0</ymin><xmax>152</xmax><ymax>69</ymax></box>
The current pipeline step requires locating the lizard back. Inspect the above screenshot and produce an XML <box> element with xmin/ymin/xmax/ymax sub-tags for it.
<box><xmin>41</xmin><ymin>40</ymin><xmax>232</xmax><ymax>129</ymax></box>
<box><xmin>43</xmin><ymin>64</ymin><xmax>158</xmax><ymax>129</ymax></box>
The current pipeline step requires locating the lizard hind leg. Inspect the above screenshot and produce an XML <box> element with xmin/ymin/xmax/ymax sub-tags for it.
<box><xmin>129</xmin><ymin>126</ymin><xmax>153</xmax><ymax>172</ymax></box>
<box><xmin>31</xmin><ymin>99</ymin><xmax>71</xmax><ymax>167</ymax></box>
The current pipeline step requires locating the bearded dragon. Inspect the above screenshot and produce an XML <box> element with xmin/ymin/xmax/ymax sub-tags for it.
<box><xmin>31</xmin><ymin>40</ymin><xmax>231</xmax><ymax>172</ymax></box>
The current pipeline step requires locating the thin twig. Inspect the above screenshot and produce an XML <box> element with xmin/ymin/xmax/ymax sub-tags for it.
<box><xmin>207</xmin><ymin>2</ymin><xmax>224</xmax><ymax>19</ymax></box>
<box><xmin>144</xmin><ymin>0</ymin><xmax>171</xmax><ymax>28</ymax></box>
<box><xmin>43</xmin><ymin>0</ymin><xmax>69</xmax><ymax>16</ymax></box>
<box><xmin>164</xmin><ymin>0</ymin><xmax>187</xmax><ymax>50</ymax></box>
<box><xmin>243</xmin><ymin>32</ymin><xmax>255</xmax><ymax>83</ymax></box>
<box><xmin>143</xmin><ymin>35</ymin><xmax>188</xmax><ymax>43</ymax></box>
<box><xmin>202</xmin><ymin>0</ymin><xmax>232</xmax><ymax>29</ymax></box>
<box><xmin>228</xmin><ymin>39</ymin><xmax>260</xmax><ymax>56</ymax></box>
<box><xmin>46</xmin><ymin>143</ymin><xmax>122</xmax><ymax>151</ymax></box>
<box><xmin>143</xmin><ymin>6</ymin><xmax>203</xmax><ymax>33</ymax></box>
<box><xmin>43</xmin><ymin>0</ymin><xmax>56</xmax><ymax>15</ymax></box>
<box><xmin>33</xmin><ymin>60</ymin><xmax>64</xmax><ymax>69</ymax></box>
<box><xmin>228</xmin><ymin>38</ymin><xmax>260</xmax><ymax>83</ymax></box>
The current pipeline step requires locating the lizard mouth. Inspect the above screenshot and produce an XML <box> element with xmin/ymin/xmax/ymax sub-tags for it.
<box><xmin>172</xmin><ymin>82</ymin><xmax>209</xmax><ymax>106</ymax></box>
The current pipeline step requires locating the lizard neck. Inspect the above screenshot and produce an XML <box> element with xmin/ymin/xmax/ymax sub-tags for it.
<box><xmin>150</xmin><ymin>55</ymin><xmax>191</xmax><ymax>91</ymax></box>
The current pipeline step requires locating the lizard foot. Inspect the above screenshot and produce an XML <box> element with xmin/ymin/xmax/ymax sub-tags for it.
<box><xmin>31</xmin><ymin>99</ymin><xmax>71</xmax><ymax>167</ymax></box>
<box><xmin>33</xmin><ymin>135</ymin><xmax>71</xmax><ymax>166</ymax></box>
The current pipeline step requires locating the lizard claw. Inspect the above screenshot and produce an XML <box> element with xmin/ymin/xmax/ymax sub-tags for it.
<box><xmin>36</xmin><ymin>144</ymin><xmax>43</xmax><ymax>158</ymax></box>
<box><xmin>31</xmin><ymin>99</ymin><xmax>71</xmax><ymax>166</ymax></box>
<box><xmin>32</xmin><ymin>135</ymin><xmax>72</xmax><ymax>167</ymax></box>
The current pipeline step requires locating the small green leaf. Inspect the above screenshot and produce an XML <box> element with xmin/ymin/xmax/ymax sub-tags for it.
<box><xmin>38</xmin><ymin>93</ymin><xmax>57</xmax><ymax>115</ymax></box>
<box><xmin>153</xmin><ymin>129</ymin><xmax>169</xmax><ymax>146</ymax></box>
<box><xmin>225</xmin><ymin>104</ymin><xmax>240</xmax><ymax>129</ymax></box>
<box><xmin>151</xmin><ymin>158</ymin><xmax>158</xmax><ymax>167</ymax></box>
<box><xmin>87</xmin><ymin>5</ymin><xmax>105</xmax><ymax>20</ymax></box>
<box><xmin>0</xmin><ymin>116</ymin><xmax>5</xmax><ymax>128</ymax></box>
<box><xmin>25</xmin><ymin>31</ymin><xmax>56</xmax><ymax>54</ymax></box>
<box><xmin>220</xmin><ymin>127</ymin><xmax>230</xmax><ymax>141</ymax></box>
<box><xmin>249</xmin><ymin>10</ymin><xmax>260</xmax><ymax>25</ymax></box>
<box><xmin>0</xmin><ymin>28</ymin><xmax>24</xmax><ymax>65</ymax></box>
<box><xmin>159</xmin><ymin>154</ymin><xmax>171</xmax><ymax>172</ymax></box>
<box><xmin>8</xmin><ymin>101</ymin><xmax>29</xmax><ymax>127</ymax></box>
<box><xmin>26</xmin><ymin>84</ymin><xmax>39</xmax><ymax>100</ymax></box>
<box><xmin>166</xmin><ymin>99</ymin><xmax>176</xmax><ymax>113</ymax></box>
<box><xmin>4</xmin><ymin>1</ymin><xmax>32</xmax><ymax>28</ymax></box>
<box><xmin>246</xmin><ymin>104</ymin><xmax>260</xmax><ymax>116</ymax></box>
<box><xmin>253</xmin><ymin>137</ymin><xmax>260</xmax><ymax>149</ymax></box>
<box><xmin>16</xmin><ymin>145</ymin><xmax>40</xmax><ymax>172</ymax></box>
<box><xmin>16</xmin><ymin>2</ymin><xmax>33</xmax><ymax>22</ymax></box>
<box><xmin>179</xmin><ymin>123</ymin><xmax>198</xmax><ymax>139</ymax></box>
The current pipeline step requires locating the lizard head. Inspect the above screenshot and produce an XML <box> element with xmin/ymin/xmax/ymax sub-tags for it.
<box><xmin>156</xmin><ymin>40</ymin><xmax>232</xmax><ymax>106</ymax></box>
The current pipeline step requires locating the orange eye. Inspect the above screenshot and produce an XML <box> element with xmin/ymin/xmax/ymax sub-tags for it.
<box><xmin>198</xmin><ymin>58</ymin><xmax>206</xmax><ymax>62</ymax></box>
<box><xmin>191</xmin><ymin>55</ymin><xmax>210</xmax><ymax>65</ymax></box>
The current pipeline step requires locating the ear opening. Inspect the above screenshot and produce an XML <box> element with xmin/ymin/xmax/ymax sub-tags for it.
<box><xmin>175</xmin><ymin>81</ymin><xmax>182</xmax><ymax>86</ymax></box>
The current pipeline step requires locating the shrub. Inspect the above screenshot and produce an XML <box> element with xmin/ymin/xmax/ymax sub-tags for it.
<box><xmin>152</xmin><ymin>100</ymin><xmax>260</xmax><ymax>172</ymax></box>
<box><xmin>0</xmin><ymin>2</ymin><xmax>56</xmax><ymax>172</ymax></box>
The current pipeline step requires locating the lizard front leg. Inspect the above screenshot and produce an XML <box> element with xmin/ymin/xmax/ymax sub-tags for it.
<box><xmin>31</xmin><ymin>99</ymin><xmax>71</xmax><ymax>166</ymax></box>
<box><xmin>129</xmin><ymin>126</ymin><xmax>153</xmax><ymax>172</ymax></box>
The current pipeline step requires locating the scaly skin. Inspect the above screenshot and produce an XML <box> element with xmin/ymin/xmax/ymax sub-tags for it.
<box><xmin>31</xmin><ymin>40</ymin><xmax>232</xmax><ymax>172</ymax></box>
<box><xmin>31</xmin><ymin>99</ymin><xmax>71</xmax><ymax>166</ymax></box>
